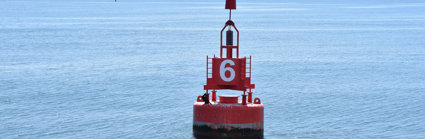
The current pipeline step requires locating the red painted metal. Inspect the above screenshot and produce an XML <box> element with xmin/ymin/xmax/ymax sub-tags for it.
<box><xmin>219</xmin><ymin>95</ymin><xmax>239</xmax><ymax>103</ymax></box>
<box><xmin>242</xmin><ymin>94</ymin><xmax>247</xmax><ymax>105</ymax></box>
<box><xmin>248</xmin><ymin>91</ymin><xmax>252</xmax><ymax>103</ymax></box>
<box><xmin>211</xmin><ymin>90</ymin><xmax>217</xmax><ymax>102</ymax></box>
<box><xmin>194</xmin><ymin>102</ymin><xmax>263</xmax><ymax>125</ymax></box>
<box><xmin>220</xmin><ymin>20</ymin><xmax>239</xmax><ymax>58</ymax></box>
<box><xmin>197</xmin><ymin>96</ymin><xmax>203</xmax><ymax>102</ymax></box>
<box><xmin>225</xmin><ymin>0</ymin><xmax>236</xmax><ymax>9</ymax></box>
<box><xmin>254</xmin><ymin>98</ymin><xmax>261</xmax><ymax>104</ymax></box>
<box><xmin>204</xmin><ymin>20</ymin><xmax>254</xmax><ymax>92</ymax></box>
<box><xmin>194</xmin><ymin>0</ymin><xmax>263</xmax><ymax>138</ymax></box>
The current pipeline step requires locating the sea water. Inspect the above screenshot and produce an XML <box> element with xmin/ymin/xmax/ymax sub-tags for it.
<box><xmin>1</xmin><ymin>0</ymin><xmax>425</xmax><ymax>138</ymax></box>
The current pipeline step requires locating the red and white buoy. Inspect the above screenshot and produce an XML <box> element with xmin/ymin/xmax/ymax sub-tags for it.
<box><xmin>193</xmin><ymin>0</ymin><xmax>264</xmax><ymax>138</ymax></box>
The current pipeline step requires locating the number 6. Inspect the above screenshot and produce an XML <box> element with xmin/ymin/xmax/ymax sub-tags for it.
<box><xmin>220</xmin><ymin>59</ymin><xmax>235</xmax><ymax>82</ymax></box>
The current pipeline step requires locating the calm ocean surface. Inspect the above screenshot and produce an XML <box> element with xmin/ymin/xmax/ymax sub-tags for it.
<box><xmin>1</xmin><ymin>0</ymin><xmax>425</xmax><ymax>138</ymax></box>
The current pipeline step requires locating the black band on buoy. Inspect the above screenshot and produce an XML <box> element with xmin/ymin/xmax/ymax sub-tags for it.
<box><xmin>226</xmin><ymin>30</ymin><xmax>233</xmax><ymax>45</ymax></box>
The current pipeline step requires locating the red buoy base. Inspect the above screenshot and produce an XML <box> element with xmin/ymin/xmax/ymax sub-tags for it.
<box><xmin>193</xmin><ymin>100</ymin><xmax>263</xmax><ymax>139</ymax></box>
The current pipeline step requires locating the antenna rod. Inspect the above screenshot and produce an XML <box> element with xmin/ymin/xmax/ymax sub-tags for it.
<box><xmin>229</xmin><ymin>9</ymin><xmax>232</xmax><ymax>20</ymax></box>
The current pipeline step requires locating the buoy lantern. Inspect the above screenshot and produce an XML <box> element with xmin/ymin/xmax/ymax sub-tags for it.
<box><xmin>193</xmin><ymin>0</ymin><xmax>264</xmax><ymax>138</ymax></box>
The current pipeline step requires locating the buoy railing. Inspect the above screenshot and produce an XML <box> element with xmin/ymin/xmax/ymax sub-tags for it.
<box><xmin>246</xmin><ymin>56</ymin><xmax>252</xmax><ymax>78</ymax></box>
<box><xmin>206</xmin><ymin>55</ymin><xmax>214</xmax><ymax>79</ymax></box>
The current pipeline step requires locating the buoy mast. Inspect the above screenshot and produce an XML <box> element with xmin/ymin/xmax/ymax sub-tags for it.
<box><xmin>203</xmin><ymin>0</ymin><xmax>255</xmax><ymax>104</ymax></box>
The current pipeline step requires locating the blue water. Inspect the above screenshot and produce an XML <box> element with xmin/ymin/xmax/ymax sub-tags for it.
<box><xmin>1</xmin><ymin>0</ymin><xmax>425</xmax><ymax>138</ymax></box>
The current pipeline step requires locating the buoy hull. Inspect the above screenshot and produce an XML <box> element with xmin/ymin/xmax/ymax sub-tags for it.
<box><xmin>193</xmin><ymin>102</ymin><xmax>264</xmax><ymax>139</ymax></box>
